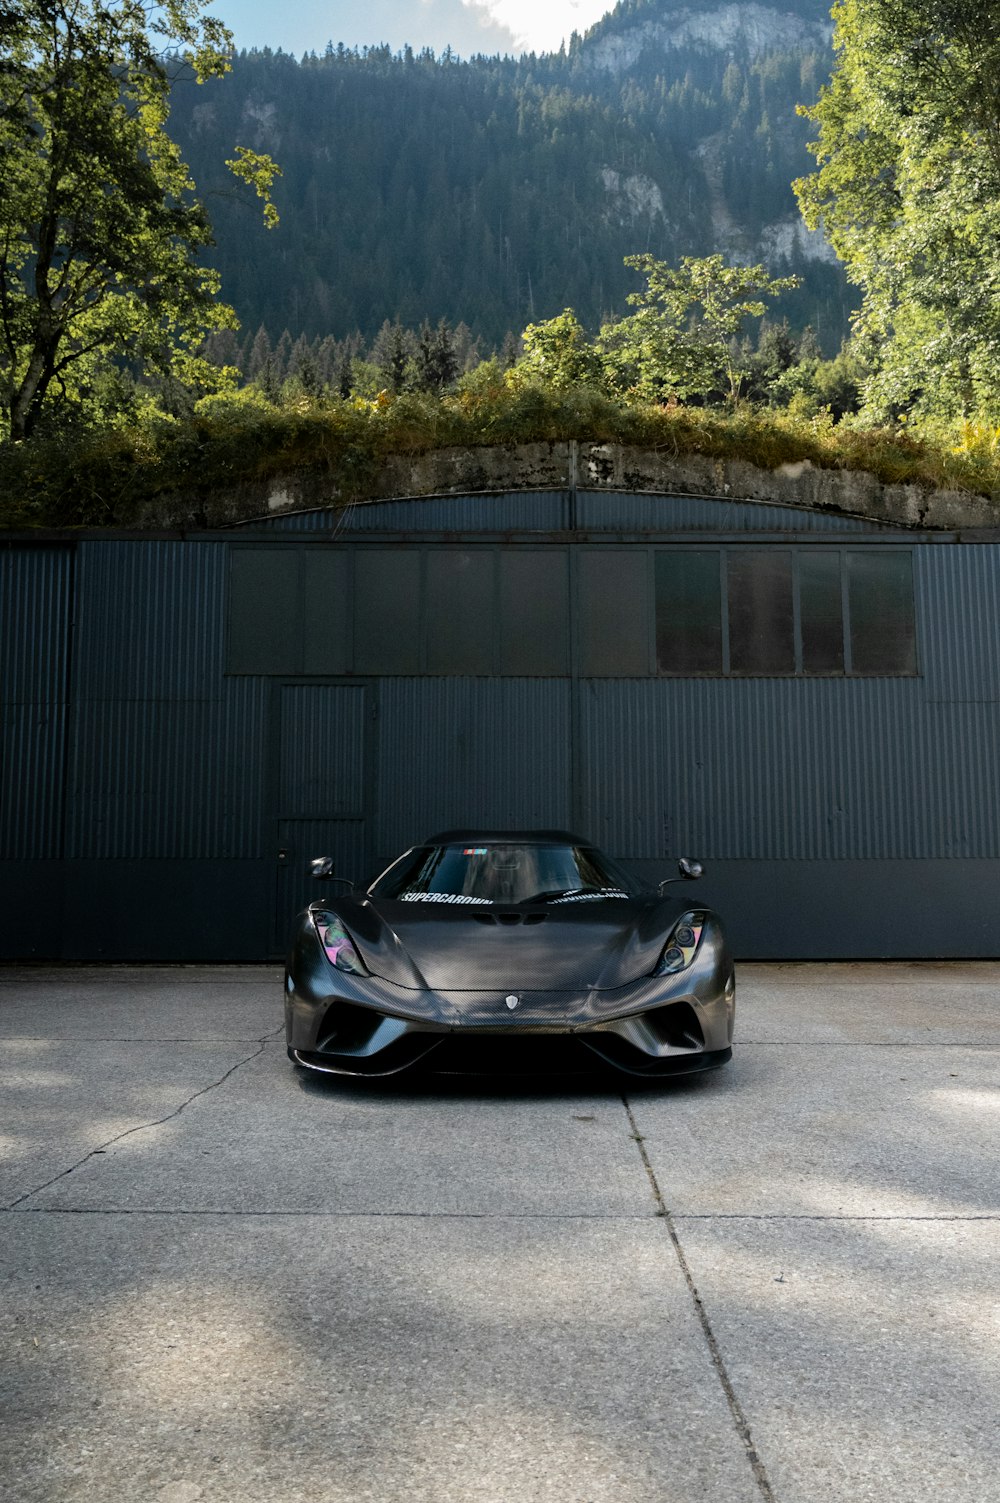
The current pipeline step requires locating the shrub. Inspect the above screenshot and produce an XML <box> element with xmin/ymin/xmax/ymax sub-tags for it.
<box><xmin>2</xmin><ymin>387</ymin><xmax>998</xmax><ymax>529</ymax></box>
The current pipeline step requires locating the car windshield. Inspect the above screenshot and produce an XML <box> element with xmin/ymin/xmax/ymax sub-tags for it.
<box><xmin>371</xmin><ymin>844</ymin><xmax>636</xmax><ymax>906</ymax></box>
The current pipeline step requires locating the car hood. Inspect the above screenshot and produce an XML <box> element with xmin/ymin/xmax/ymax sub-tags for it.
<box><xmin>334</xmin><ymin>896</ymin><xmax>677</xmax><ymax>991</ymax></box>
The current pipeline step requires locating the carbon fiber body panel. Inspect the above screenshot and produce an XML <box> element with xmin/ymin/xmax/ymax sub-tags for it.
<box><xmin>285</xmin><ymin>836</ymin><xmax>735</xmax><ymax>1078</ymax></box>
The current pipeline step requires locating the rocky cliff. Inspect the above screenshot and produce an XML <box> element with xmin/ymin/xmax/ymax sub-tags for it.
<box><xmin>580</xmin><ymin>2</ymin><xmax>833</xmax><ymax>72</ymax></box>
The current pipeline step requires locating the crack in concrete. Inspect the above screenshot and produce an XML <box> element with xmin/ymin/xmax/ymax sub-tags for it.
<box><xmin>1</xmin><ymin>1036</ymin><xmax>284</xmax><ymax>1044</ymax></box>
<box><xmin>3</xmin><ymin>1207</ymin><xmax>649</xmax><ymax>1219</ymax></box>
<box><xmin>674</xmin><ymin>1212</ymin><xmax>1000</xmax><ymax>1222</ymax></box>
<box><xmin>3</xmin><ymin>1039</ymin><xmax>269</xmax><ymax>1212</ymax></box>
<box><xmin>623</xmin><ymin>1094</ymin><xmax>778</xmax><ymax>1503</ymax></box>
<box><xmin>3</xmin><ymin>1207</ymin><xmax>996</xmax><ymax>1222</ymax></box>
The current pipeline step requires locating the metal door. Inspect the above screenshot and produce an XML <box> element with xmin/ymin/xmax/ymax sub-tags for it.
<box><xmin>271</xmin><ymin>682</ymin><xmax>373</xmax><ymax>952</ymax></box>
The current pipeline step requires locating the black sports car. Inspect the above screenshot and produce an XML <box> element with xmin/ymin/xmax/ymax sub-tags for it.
<box><xmin>285</xmin><ymin>830</ymin><xmax>735</xmax><ymax>1079</ymax></box>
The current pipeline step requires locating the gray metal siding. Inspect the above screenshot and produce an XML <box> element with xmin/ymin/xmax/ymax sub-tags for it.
<box><xmin>65</xmin><ymin>683</ymin><xmax>269</xmax><ymax>859</ymax></box>
<box><xmin>74</xmin><ymin>542</ymin><xmax>227</xmax><ymax>701</ymax></box>
<box><xmin>1</xmin><ymin>546</ymin><xmax>72</xmax><ymax>703</ymax></box>
<box><xmin>278</xmin><ymin>684</ymin><xmax>368</xmax><ymax>818</ymax></box>
<box><xmin>3</xmin><ymin>514</ymin><xmax>1000</xmax><ymax>959</ymax></box>
<box><xmin>1</xmin><ymin>547</ymin><xmax>72</xmax><ymax>858</ymax></box>
<box><xmin>916</xmin><ymin>545</ymin><xmax>1000</xmax><ymax>703</ymax></box>
<box><xmin>240</xmin><ymin>489</ymin><xmax>887</xmax><ymax>536</ymax></box>
<box><xmin>248</xmin><ymin>491</ymin><xmax>571</xmax><ymax>534</ymax></box>
<box><xmin>1</xmin><ymin>702</ymin><xmax>69</xmax><ymax>860</ymax></box>
<box><xmin>574</xmin><ymin>490</ymin><xmax>890</xmax><ymax>533</ymax></box>
<box><xmin>579</xmin><ymin>678</ymin><xmax>1000</xmax><ymax>862</ymax></box>
<box><xmin>64</xmin><ymin>543</ymin><xmax>268</xmax><ymax>860</ymax></box>
<box><xmin>373</xmin><ymin>678</ymin><xmax>573</xmax><ymax>861</ymax></box>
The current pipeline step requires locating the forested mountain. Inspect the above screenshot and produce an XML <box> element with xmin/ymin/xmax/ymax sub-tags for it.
<box><xmin>169</xmin><ymin>0</ymin><xmax>850</xmax><ymax>357</ymax></box>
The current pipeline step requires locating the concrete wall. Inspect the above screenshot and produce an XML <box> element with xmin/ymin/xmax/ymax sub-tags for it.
<box><xmin>129</xmin><ymin>442</ymin><xmax>1000</xmax><ymax>534</ymax></box>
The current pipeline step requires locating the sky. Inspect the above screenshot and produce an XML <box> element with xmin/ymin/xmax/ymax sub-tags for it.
<box><xmin>213</xmin><ymin>1</ymin><xmax>616</xmax><ymax>58</ymax></box>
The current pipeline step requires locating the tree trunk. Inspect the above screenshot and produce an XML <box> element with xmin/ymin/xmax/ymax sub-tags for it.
<box><xmin>9</xmin><ymin>345</ymin><xmax>54</xmax><ymax>441</ymax></box>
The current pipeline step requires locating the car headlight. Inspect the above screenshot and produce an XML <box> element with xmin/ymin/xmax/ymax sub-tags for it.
<box><xmin>653</xmin><ymin>912</ymin><xmax>706</xmax><ymax>977</ymax></box>
<box><xmin>313</xmin><ymin>911</ymin><xmax>368</xmax><ymax>975</ymax></box>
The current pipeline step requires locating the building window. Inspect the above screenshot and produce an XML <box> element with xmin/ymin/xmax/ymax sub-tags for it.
<box><xmin>656</xmin><ymin>548</ymin><xmax>916</xmax><ymax>677</ymax></box>
<box><xmin>847</xmin><ymin>551</ymin><xmax>917</xmax><ymax>676</ymax></box>
<box><xmin>228</xmin><ymin>544</ymin><xmax>572</xmax><ymax>677</ymax></box>
<box><xmin>727</xmin><ymin>550</ymin><xmax>795</xmax><ymax>675</ymax></box>
<box><xmin>655</xmin><ymin>551</ymin><xmax>723</xmax><ymax>674</ymax></box>
<box><xmin>228</xmin><ymin>543</ymin><xmax>918</xmax><ymax>680</ymax></box>
<box><xmin>799</xmin><ymin>552</ymin><xmax>845</xmax><ymax>675</ymax></box>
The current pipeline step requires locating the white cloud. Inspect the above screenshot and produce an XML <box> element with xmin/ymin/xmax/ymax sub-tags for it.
<box><xmin>466</xmin><ymin>0</ymin><xmax>612</xmax><ymax>52</ymax></box>
<box><xmin>217</xmin><ymin>1</ymin><xmax>615</xmax><ymax>59</ymax></box>
<box><xmin>223</xmin><ymin>2</ymin><xmax>520</xmax><ymax>60</ymax></box>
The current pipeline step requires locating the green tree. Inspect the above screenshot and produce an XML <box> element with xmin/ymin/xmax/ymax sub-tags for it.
<box><xmin>597</xmin><ymin>254</ymin><xmax>799</xmax><ymax>404</ymax></box>
<box><xmin>0</xmin><ymin>1</ymin><xmax>279</xmax><ymax>440</ymax></box>
<box><xmin>372</xmin><ymin>320</ymin><xmax>417</xmax><ymax>394</ymax></box>
<box><xmin>415</xmin><ymin>318</ymin><xmax>459</xmax><ymax>393</ymax></box>
<box><xmin>245</xmin><ymin>325</ymin><xmax>273</xmax><ymax>382</ymax></box>
<box><xmin>743</xmin><ymin>319</ymin><xmax>798</xmax><ymax>404</ymax></box>
<box><xmin>286</xmin><ymin>334</ymin><xmax>323</xmax><ymax>397</ymax></box>
<box><xmin>512</xmin><ymin>309</ymin><xmax>604</xmax><ymax>389</ymax></box>
<box><xmin>794</xmin><ymin>0</ymin><xmax>1000</xmax><ymax>420</ymax></box>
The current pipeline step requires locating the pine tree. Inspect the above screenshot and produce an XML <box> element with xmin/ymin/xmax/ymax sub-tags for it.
<box><xmin>316</xmin><ymin>336</ymin><xmax>339</xmax><ymax>388</ymax></box>
<box><xmin>372</xmin><ymin>321</ymin><xmax>416</xmax><ymax>393</ymax></box>
<box><xmin>452</xmin><ymin>322</ymin><xmax>482</xmax><ymax>373</ymax></box>
<box><xmin>246</xmin><ymin>326</ymin><xmax>273</xmax><ymax>381</ymax></box>
<box><xmin>500</xmin><ymin>331</ymin><xmax>520</xmax><ymax>369</ymax></box>
<box><xmin>272</xmin><ymin>330</ymin><xmax>294</xmax><ymax>385</ymax></box>
<box><xmin>416</xmin><ymin>318</ymin><xmax>459</xmax><ymax>392</ymax></box>
<box><xmin>202</xmin><ymin>328</ymin><xmax>242</xmax><ymax>371</ymax></box>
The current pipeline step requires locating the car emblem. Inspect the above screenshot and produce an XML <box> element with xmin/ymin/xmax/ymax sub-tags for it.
<box><xmin>505</xmin><ymin>994</ymin><xmax>520</xmax><ymax>1011</ymax></box>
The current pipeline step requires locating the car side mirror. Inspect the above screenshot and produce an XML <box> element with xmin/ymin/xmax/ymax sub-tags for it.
<box><xmin>310</xmin><ymin>856</ymin><xmax>357</xmax><ymax>890</ymax></box>
<box><xmin>658</xmin><ymin>857</ymin><xmax>705</xmax><ymax>894</ymax></box>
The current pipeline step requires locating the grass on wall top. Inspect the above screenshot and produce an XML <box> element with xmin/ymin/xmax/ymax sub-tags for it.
<box><xmin>2</xmin><ymin>383</ymin><xmax>999</xmax><ymax>530</ymax></box>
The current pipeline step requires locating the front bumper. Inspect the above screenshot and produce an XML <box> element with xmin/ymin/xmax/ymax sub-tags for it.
<box><xmin>285</xmin><ymin>928</ymin><xmax>736</xmax><ymax>1079</ymax></box>
<box><xmin>288</xmin><ymin>1039</ymin><xmax>733</xmax><ymax>1079</ymax></box>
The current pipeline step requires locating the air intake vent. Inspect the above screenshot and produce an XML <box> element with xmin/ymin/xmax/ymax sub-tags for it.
<box><xmin>470</xmin><ymin>911</ymin><xmax>548</xmax><ymax>927</ymax></box>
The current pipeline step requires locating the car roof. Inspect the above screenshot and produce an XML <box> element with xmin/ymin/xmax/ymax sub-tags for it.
<box><xmin>422</xmin><ymin>829</ymin><xmax>594</xmax><ymax>847</ymax></box>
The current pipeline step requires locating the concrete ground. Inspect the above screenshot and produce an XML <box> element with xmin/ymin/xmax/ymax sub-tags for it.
<box><xmin>1</xmin><ymin>963</ymin><xmax>998</xmax><ymax>1503</ymax></box>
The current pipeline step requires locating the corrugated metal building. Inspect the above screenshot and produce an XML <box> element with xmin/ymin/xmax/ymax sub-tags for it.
<box><xmin>2</xmin><ymin>487</ymin><xmax>999</xmax><ymax>960</ymax></box>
